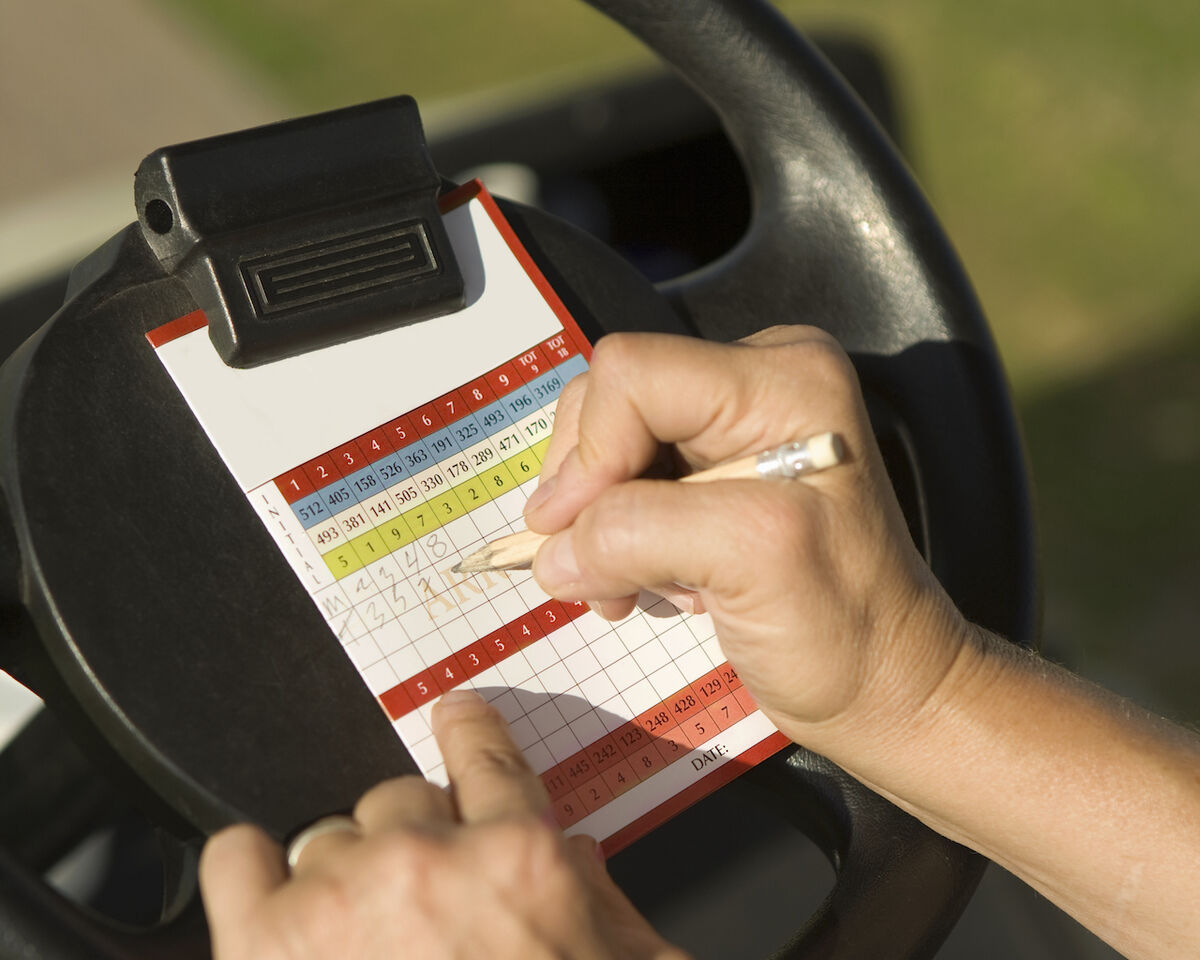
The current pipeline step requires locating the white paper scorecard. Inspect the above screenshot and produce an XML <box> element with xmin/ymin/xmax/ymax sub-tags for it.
<box><xmin>147</xmin><ymin>181</ymin><xmax>787</xmax><ymax>854</ymax></box>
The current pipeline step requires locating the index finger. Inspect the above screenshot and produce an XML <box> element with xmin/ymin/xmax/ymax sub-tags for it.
<box><xmin>432</xmin><ymin>690</ymin><xmax>549</xmax><ymax>823</ymax></box>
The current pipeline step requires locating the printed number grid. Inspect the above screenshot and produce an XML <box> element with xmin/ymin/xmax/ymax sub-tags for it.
<box><xmin>252</xmin><ymin>325</ymin><xmax>759</xmax><ymax>830</ymax></box>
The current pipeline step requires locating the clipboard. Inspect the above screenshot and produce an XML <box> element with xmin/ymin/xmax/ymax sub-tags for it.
<box><xmin>146</xmin><ymin>177</ymin><xmax>788</xmax><ymax>854</ymax></box>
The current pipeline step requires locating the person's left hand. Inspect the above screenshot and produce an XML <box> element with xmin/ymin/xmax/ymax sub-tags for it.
<box><xmin>199</xmin><ymin>690</ymin><xmax>689</xmax><ymax>960</ymax></box>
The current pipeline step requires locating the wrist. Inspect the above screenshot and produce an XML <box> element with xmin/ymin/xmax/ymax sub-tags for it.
<box><xmin>792</xmin><ymin>607</ymin><xmax>1023</xmax><ymax>848</ymax></box>
<box><xmin>775</xmin><ymin>572</ymin><xmax>987</xmax><ymax>767</ymax></box>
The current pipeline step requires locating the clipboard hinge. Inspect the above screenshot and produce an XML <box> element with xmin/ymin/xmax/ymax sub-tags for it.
<box><xmin>134</xmin><ymin>96</ymin><xmax>464</xmax><ymax>368</ymax></box>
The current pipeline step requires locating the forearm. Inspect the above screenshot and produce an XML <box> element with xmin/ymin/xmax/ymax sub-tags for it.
<box><xmin>824</xmin><ymin>628</ymin><xmax>1200</xmax><ymax>960</ymax></box>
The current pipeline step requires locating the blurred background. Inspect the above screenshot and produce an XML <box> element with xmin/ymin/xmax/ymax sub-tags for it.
<box><xmin>1</xmin><ymin>0</ymin><xmax>1196</xmax><ymax>955</ymax></box>
<box><xmin>3</xmin><ymin>0</ymin><xmax>1196</xmax><ymax>721</ymax></box>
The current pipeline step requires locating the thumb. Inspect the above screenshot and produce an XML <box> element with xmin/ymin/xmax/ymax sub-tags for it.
<box><xmin>532</xmin><ymin>476</ymin><xmax>818</xmax><ymax>608</ymax></box>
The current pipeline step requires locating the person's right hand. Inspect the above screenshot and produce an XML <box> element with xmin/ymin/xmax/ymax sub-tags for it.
<box><xmin>523</xmin><ymin>325</ymin><xmax>974</xmax><ymax>757</ymax></box>
<box><xmin>525</xmin><ymin>326</ymin><xmax>1200</xmax><ymax>960</ymax></box>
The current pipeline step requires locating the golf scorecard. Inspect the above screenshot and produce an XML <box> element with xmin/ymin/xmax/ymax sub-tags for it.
<box><xmin>147</xmin><ymin>180</ymin><xmax>788</xmax><ymax>854</ymax></box>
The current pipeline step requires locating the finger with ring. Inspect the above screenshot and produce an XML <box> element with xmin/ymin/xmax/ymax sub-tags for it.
<box><xmin>354</xmin><ymin>775</ymin><xmax>456</xmax><ymax>834</ymax></box>
<box><xmin>285</xmin><ymin>814</ymin><xmax>362</xmax><ymax>874</ymax></box>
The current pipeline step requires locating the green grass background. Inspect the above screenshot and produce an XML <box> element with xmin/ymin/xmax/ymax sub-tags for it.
<box><xmin>162</xmin><ymin>0</ymin><xmax>1200</xmax><ymax>721</ymax></box>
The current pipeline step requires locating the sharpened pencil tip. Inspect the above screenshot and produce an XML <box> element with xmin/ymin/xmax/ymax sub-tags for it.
<box><xmin>452</xmin><ymin>545</ymin><xmax>495</xmax><ymax>575</ymax></box>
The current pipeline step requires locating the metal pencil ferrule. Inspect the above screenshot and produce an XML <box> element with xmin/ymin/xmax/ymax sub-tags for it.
<box><xmin>755</xmin><ymin>441</ymin><xmax>813</xmax><ymax>479</ymax></box>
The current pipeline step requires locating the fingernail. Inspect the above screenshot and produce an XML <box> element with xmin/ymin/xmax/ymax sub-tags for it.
<box><xmin>587</xmin><ymin>599</ymin><xmax>624</xmax><ymax>621</ymax></box>
<box><xmin>434</xmin><ymin>689</ymin><xmax>486</xmax><ymax>715</ymax></box>
<box><xmin>539</xmin><ymin>808</ymin><xmax>562</xmax><ymax>830</ymax></box>
<box><xmin>592</xmin><ymin>838</ymin><xmax>606</xmax><ymax>863</ymax></box>
<box><xmin>522</xmin><ymin>475</ymin><xmax>557</xmax><ymax>517</ymax></box>
<box><xmin>535</xmin><ymin>533</ymin><xmax>581</xmax><ymax>589</ymax></box>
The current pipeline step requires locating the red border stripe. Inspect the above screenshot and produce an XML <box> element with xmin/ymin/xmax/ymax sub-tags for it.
<box><xmin>145</xmin><ymin>309</ymin><xmax>207</xmax><ymax>348</ymax></box>
<box><xmin>598</xmin><ymin>731</ymin><xmax>791</xmax><ymax>857</ymax></box>
<box><xmin>437</xmin><ymin>179</ymin><xmax>595</xmax><ymax>364</ymax></box>
<box><xmin>476</xmin><ymin>187</ymin><xmax>593</xmax><ymax>362</ymax></box>
<box><xmin>438</xmin><ymin>179</ymin><xmax>484</xmax><ymax>213</ymax></box>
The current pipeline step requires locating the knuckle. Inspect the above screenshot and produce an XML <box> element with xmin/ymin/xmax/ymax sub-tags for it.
<box><xmin>202</xmin><ymin>823</ymin><xmax>252</xmax><ymax>860</ymax></box>
<box><xmin>277</xmin><ymin>832</ymin><xmax>441</xmax><ymax>958</ymax></box>
<box><xmin>488</xmin><ymin>819</ymin><xmax>580</xmax><ymax>897</ymax></box>
<box><xmin>556</xmin><ymin>371</ymin><xmax>588</xmax><ymax>411</ymax></box>
<box><xmin>777</xmin><ymin>487</ymin><xmax>823</xmax><ymax>539</ymax></box>
<box><xmin>756</xmin><ymin>333</ymin><xmax>864</xmax><ymax>425</ymax></box>
<box><xmin>574</xmin><ymin>490</ymin><xmax>641</xmax><ymax>572</ymax></box>
<box><xmin>529</xmin><ymin>838</ymin><xmax>583</xmax><ymax>904</ymax></box>
<box><xmin>797</xmin><ymin>336</ymin><xmax>858</xmax><ymax>395</ymax></box>
<box><xmin>587</xmin><ymin>331</ymin><xmax>639</xmax><ymax>377</ymax></box>
<box><xmin>459</xmin><ymin>743</ymin><xmax>534</xmax><ymax>784</ymax></box>
<box><xmin>353</xmin><ymin>775</ymin><xmax>429</xmax><ymax>822</ymax></box>
<box><xmin>739</xmin><ymin>489</ymin><xmax>823</xmax><ymax>567</ymax></box>
<box><xmin>200</xmin><ymin>823</ymin><xmax>266</xmax><ymax>879</ymax></box>
<box><xmin>353</xmin><ymin>829</ymin><xmax>440</xmax><ymax>903</ymax></box>
<box><xmin>371</xmin><ymin>829</ymin><xmax>434</xmax><ymax>878</ymax></box>
<box><xmin>799</xmin><ymin>324</ymin><xmax>842</xmax><ymax>349</ymax></box>
<box><xmin>290</xmin><ymin>870</ymin><xmax>359</xmax><ymax>934</ymax></box>
<box><xmin>573</xmin><ymin>424</ymin><xmax>610</xmax><ymax>477</ymax></box>
<box><xmin>563</xmin><ymin>832</ymin><xmax>602</xmax><ymax>865</ymax></box>
<box><xmin>740</xmin><ymin>322</ymin><xmax>817</xmax><ymax>346</ymax></box>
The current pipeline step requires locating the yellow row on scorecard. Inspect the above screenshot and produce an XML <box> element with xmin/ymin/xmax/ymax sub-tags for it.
<box><xmin>322</xmin><ymin>437</ymin><xmax>550</xmax><ymax>578</ymax></box>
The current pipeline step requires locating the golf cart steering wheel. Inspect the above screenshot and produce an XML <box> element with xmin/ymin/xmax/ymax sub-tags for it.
<box><xmin>0</xmin><ymin>0</ymin><xmax>1036</xmax><ymax>957</ymax></box>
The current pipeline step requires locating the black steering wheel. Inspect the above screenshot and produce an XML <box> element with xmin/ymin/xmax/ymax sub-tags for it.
<box><xmin>0</xmin><ymin>1</ymin><xmax>1035</xmax><ymax>957</ymax></box>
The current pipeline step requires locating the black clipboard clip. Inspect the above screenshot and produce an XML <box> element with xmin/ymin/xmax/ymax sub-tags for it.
<box><xmin>134</xmin><ymin>96</ymin><xmax>464</xmax><ymax>368</ymax></box>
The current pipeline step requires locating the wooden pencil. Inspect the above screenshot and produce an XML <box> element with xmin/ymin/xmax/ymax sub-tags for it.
<box><xmin>451</xmin><ymin>432</ymin><xmax>845</xmax><ymax>575</ymax></box>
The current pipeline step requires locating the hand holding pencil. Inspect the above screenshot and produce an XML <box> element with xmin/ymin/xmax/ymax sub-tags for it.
<box><xmin>508</xmin><ymin>326</ymin><xmax>1200</xmax><ymax>960</ymax></box>
<box><xmin>458</xmin><ymin>326</ymin><xmax>956</xmax><ymax>748</ymax></box>
<box><xmin>453</xmin><ymin>432</ymin><xmax>846</xmax><ymax>574</ymax></box>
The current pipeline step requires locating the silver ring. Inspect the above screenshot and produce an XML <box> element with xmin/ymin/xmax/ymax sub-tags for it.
<box><xmin>285</xmin><ymin>814</ymin><xmax>361</xmax><ymax>872</ymax></box>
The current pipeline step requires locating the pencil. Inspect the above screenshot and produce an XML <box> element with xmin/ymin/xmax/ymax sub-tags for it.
<box><xmin>451</xmin><ymin>432</ymin><xmax>845</xmax><ymax>575</ymax></box>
